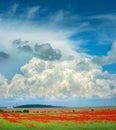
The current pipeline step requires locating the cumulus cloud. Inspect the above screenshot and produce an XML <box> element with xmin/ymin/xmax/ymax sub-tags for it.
<box><xmin>93</xmin><ymin>41</ymin><xmax>116</xmax><ymax>65</ymax></box>
<box><xmin>0</xmin><ymin>15</ymin><xmax>77</xmax><ymax>81</ymax></box>
<box><xmin>0</xmin><ymin>51</ymin><xmax>9</xmax><ymax>59</ymax></box>
<box><xmin>34</xmin><ymin>43</ymin><xmax>62</xmax><ymax>60</ymax></box>
<box><xmin>0</xmin><ymin>57</ymin><xmax>115</xmax><ymax>100</ymax></box>
<box><xmin>0</xmin><ymin>19</ymin><xmax>76</xmax><ymax>57</ymax></box>
<box><xmin>12</xmin><ymin>39</ymin><xmax>33</xmax><ymax>53</ymax></box>
<box><xmin>0</xmin><ymin>3</ymin><xmax>116</xmax><ymax>104</ymax></box>
<box><xmin>0</xmin><ymin>74</ymin><xmax>9</xmax><ymax>98</ymax></box>
<box><xmin>12</xmin><ymin>39</ymin><xmax>62</xmax><ymax>60</ymax></box>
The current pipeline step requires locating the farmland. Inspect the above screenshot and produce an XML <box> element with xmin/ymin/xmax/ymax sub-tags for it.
<box><xmin>0</xmin><ymin>107</ymin><xmax>116</xmax><ymax>130</ymax></box>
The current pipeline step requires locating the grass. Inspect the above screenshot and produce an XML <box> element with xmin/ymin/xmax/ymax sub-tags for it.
<box><xmin>29</xmin><ymin>121</ymin><xmax>116</xmax><ymax>130</ymax></box>
<box><xmin>0</xmin><ymin>118</ymin><xmax>116</xmax><ymax>130</ymax></box>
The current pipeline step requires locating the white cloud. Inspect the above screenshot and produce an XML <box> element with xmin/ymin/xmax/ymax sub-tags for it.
<box><xmin>90</xmin><ymin>14</ymin><xmax>116</xmax><ymax>21</ymax></box>
<box><xmin>0</xmin><ymin>18</ymin><xmax>81</xmax><ymax>60</ymax></box>
<box><xmin>0</xmin><ymin>9</ymin><xmax>84</xmax><ymax>83</ymax></box>
<box><xmin>0</xmin><ymin>57</ymin><xmax>115</xmax><ymax>100</ymax></box>
<box><xmin>2</xmin><ymin>3</ymin><xmax>19</xmax><ymax>18</ymax></box>
<box><xmin>0</xmin><ymin>74</ymin><xmax>9</xmax><ymax>98</ymax></box>
<box><xmin>11</xmin><ymin>3</ymin><xmax>19</xmax><ymax>15</ymax></box>
<box><xmin>12</xmin><ymin>39</ymin><xmax>62</xmax><ymax>60</ymax></box>
<box><xmin>27</xmin><ymin>6</ymin><xmax>40</xmax><ymax>19</ymax></box>
<box><xmin>93</xmin><ymin>41</ymin><xmax>116</xmax><ymax>65</ymax></box>
<box><xmin>0</xmin><ymin>5</ymin><xmax>116</xmax><ymax>103</ymax></box>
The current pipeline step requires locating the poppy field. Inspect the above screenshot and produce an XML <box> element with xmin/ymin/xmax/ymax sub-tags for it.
<box><xmin>0</xmin><ymin>107</ymin><xmax>116</xmax><ymax>130</ymax></box>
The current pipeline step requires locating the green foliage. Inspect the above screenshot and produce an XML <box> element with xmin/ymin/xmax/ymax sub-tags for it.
<box><xmin>0</xmin><ymin>109</ymin><xmax>4</xmax><ymax>112</ymax></box>
<box><xmin>91</xmin><ymin>109</ymin><xmax>94</xmax><ymax>112</ymax></box>
<box><xmin>15</xmin><ymin>110</ymin><xmax>22</xmax><ymax>113</ymax></box>
<box><xmin>23</xmin><ymin>109</ymin><xmax>29</xmax><ymax>113</ymax></box>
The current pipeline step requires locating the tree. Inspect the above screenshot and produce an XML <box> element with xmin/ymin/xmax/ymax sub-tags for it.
<box><xmin>23</xmin><ymin>109</ymin><xmax>29</xmax><ymax>113</ymax></box>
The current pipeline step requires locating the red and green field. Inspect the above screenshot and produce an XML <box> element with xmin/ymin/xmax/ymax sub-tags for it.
<box><xmin>0</xmin><ymin>107</ymin><xmax>116</xmax><ymax>130</ymax></box>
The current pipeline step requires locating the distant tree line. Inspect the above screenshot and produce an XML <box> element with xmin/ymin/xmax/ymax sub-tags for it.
<box><xmin>13</xmin><ymin>104</ymin><xmax>64</xmax><ymax>108</ymax></box>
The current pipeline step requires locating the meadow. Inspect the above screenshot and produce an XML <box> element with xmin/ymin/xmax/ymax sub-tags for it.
<box><xmin>0</xmin><ymin>107</ymin><xmax>116</xmax><ymax>130</ymax></box>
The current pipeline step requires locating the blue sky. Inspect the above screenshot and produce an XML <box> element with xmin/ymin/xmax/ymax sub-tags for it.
<box><xmin>0</xmin><ymin>0</ymin><xmax>116</xmax><ymax>107</ymax></box>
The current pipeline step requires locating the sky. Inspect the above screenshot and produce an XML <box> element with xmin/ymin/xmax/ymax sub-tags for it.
<box><xmin>0</xmin><ymin>0</ymin><xmax>116</xmax><ymax>107</ymax></box>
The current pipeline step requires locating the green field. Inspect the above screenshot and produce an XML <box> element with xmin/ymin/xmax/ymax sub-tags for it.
<box><xmin>0</xmin><ymin>119</ymin><xmax>116</xmax><ymax>130</ymax></box>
